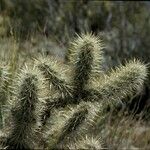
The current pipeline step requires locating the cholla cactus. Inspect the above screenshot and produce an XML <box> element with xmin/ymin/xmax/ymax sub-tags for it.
<box><xmin>0</xmin><ymin>33</ymin><xmax>147</xmax><ymax>149</ymax></box>
<box><xmin>88</xmin><ymin>59</ymin><xmax>147</xmax><ymax>107</ymax></box>
<box><xmin>0</xmin><ymin>64</ymin><xmax>10</xmax><ymax>129</ymax></box>
<box><xmin>68</xmin><ymin>135</ymin><xmax>103</xmax><ymax>150</ymax></box>
<box><xmin>40</xmin><ymin>33</ymin><xmax>147</xmax><ymax>119</ymax></box>
<box><xmin>0</xmin><ymin>64</ymin><xmax>10</xmax><ymax>105</ymax></box>
<box><xmin>2</xmin><ymin>65</ymin><xmax>47</xmax><ymax>149</ymax></box>
<box><xmin>35</xmin><ymin>56</ymin><xmax>73</xmax><ymax>99</ymax></box>
<box><xmin>34</xmin><ymin>56</ymin><xmax>74</xmax><ymax>125</ymax></box>
<box><xmin>44</xmin><ymin>104</ymin><xmax>88</xmax><ymax>149</ymax></box>
<box><xmin>69</xmin><ymin>33</ymin><xmax>104</xmax><ymax>99</ymax></box>
<box><xmin>39</xmin><ymin>33</ymin><xmax>146</xmax><ymax>149</ymax></box>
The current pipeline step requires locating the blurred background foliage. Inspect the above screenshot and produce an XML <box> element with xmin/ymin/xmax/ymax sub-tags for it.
<box><xmin>0</xmin><ymin>0</ymin><xmax>150</xmax><ymax>68</ymax></box>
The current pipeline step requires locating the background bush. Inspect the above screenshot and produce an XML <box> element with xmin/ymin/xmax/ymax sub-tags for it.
<box><xmin>0</xmin><ymin>1</ymin><xmax>150</xmax><ymax>66</ymax></box>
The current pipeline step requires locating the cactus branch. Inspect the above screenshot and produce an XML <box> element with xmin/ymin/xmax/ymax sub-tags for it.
<box><xmin>45</xmin><ymin>105</ymin><xmax>88</xmax><ymax>149</ymax></box>
<box><xmin>4</xmin><ymin>65</ymin><xmax>46</xmax><ymax>149</ymax></box>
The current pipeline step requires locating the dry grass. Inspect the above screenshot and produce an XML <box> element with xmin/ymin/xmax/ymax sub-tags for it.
<box><xmin>100</xmin><ymin>110</ymin><xmax>150</xmax><ymax>149</ymax></box>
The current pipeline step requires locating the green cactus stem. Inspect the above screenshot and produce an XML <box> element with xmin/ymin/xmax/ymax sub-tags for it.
<box><xmin>3</xmin><ymin>65</ymin><xmax>46</xmax><ymax>149</ymax></box>
<box><xmin>68</xmin><ymin>33</ymin><xmax>104</xmax><ymax>99</ymax></box>
<box><xmin>44</xmin><ymin>104</ymin><xmax>88</xmax><ymax>149</ymax></box>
